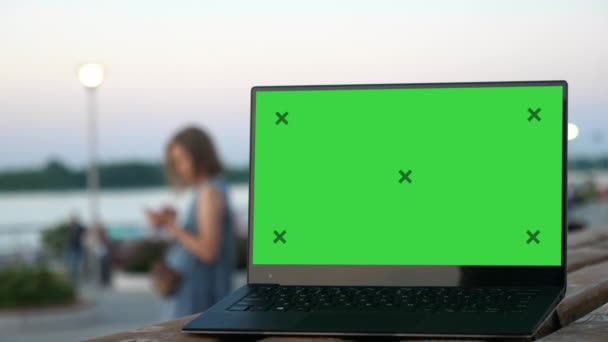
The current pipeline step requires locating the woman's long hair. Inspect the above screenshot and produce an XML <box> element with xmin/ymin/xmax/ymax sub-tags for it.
<box><xmin>165</xmin><ymin>126</ymin><xmax>223</xmax><ymax>189</ymax></box>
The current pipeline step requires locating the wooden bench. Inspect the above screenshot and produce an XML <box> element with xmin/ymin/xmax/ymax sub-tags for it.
<box><xmin>87</xmin><ymin>229</ymin><xmax>608</xmax><ymax>342</ymax></box>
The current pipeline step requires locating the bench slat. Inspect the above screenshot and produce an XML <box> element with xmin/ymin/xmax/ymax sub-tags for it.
<box><xmin>567</xmin><ymin>229</ymin><xmax>608</xmax><ymax>249</ymax></box>
<box><xmin>85</xmin><ymin>314</ymin><xmax>210</xmax><ymax>342</ymax></box>
<box><xmin>558</xmin><ymin>261</ymin><xmax>608</xmax><ymax>326</ymax></box>
<box><xmin>567</xmin><ymin>241</ymin><xmax>608</xmax><ymax>272</ymax></box>
<box><xmin>537</xmin><ymin>303</ymin><xmax>608</xmax><ymax>341</ymax></box>
<box><xmin>535</xmin><ymin>260</ymin><xmax>608</xmax><ymax>339</ymax></box>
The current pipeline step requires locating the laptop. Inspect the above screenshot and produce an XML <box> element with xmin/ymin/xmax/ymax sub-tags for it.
<box><xmin>183</xmin><ymin>81</ymin><xmax>567</xmax><ymax>338</ymax></box>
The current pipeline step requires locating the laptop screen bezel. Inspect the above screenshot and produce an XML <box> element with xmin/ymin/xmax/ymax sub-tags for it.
<box><xmin>247</xmin><ymin>80</ymin><xmax>567</xmax><ymax>287</ymax></box>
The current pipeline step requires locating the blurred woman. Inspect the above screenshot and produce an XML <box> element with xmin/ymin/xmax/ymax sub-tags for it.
<box><xmin>146</xmin><ymin>126</ymin><xmax>234</xmax><ymax>319</ymax></box>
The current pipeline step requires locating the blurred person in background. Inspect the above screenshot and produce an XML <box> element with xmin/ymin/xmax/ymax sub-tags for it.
<box><xmin>66</xmin><ymin>214</ymin><xmax>87</xmax><ymax>284</ymax></box>
<box><xmin>146</xmin><ymin>126</ymin><xmax>234</xmax><ymax>319</ymax></box>
<box><xmin>92</xmin><ymin>222</ymin><xmax>112</xmax><ymax>287</ymax></box>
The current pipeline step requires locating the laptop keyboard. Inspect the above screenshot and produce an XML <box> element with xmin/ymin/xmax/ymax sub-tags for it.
<box><xmin>228</xmin><ymin>286</ymin><xmax>539</xmax><ymax>314</ymax></box>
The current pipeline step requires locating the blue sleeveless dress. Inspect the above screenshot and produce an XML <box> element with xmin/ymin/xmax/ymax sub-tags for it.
<box><xmin>162</xmin><ymin>176</ymin><xmax>235</xmax><ymax>319</ymax></box>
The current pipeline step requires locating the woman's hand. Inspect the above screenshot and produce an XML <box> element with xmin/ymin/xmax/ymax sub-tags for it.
<box><xmin>145</xmin><ymin>206</ymin><xmax>177</xmax><ymax>229</ymax></box>
<box><xmin>145</xmin><ymin>208</ymin><xmax>165</xmax><ymax>228</ymax></box>
<box><xmin>162</xmin><ymin>207</ymin><xmax>178</xmax><ymax>230</ymax></box>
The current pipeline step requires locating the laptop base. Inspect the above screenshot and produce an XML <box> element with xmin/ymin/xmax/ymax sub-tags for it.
<box><xmin>183</xmin><ymin>284</ymin><xmax>564</xmax><ymax>338</ymax></box>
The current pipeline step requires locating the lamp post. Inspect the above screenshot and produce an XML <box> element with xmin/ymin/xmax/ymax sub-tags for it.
<box><xmin>77</xmin><ymin>63</ymin><xmax>104</xmax><ymax>225</ymax></box>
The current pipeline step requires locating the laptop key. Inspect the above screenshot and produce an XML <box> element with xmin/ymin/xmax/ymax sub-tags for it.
<box><xmin>248</xmin><ymin>305</ymin><xmax>271</xmax><ymax>311</ymax></box>
<box><xmin>228</xmin><ymin>305</ymin><xmax>249</xmax><ymax>311</ymax></box>
<box><xmin>293</xmin><ymin>306</ymin><xmax>310</xmax><ymax>312</ymax></box>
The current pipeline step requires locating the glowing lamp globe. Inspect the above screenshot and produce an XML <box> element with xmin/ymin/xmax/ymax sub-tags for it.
<box><xmin>568</xmin><ymin>123</ymin><xmax>579</xmax><ymax>141</ymax></box>
<box><xmin>78</xmin><ymin>63</ymin><xmax>105</xmax><ymax>89</ymax></box>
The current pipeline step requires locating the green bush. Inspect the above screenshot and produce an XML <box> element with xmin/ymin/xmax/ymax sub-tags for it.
<box><xmin>41</xmin><ymin>222</ymin><xmax>70</xmax><ymax>257</ymax></box>
<box><xmin>0</xmin><ymin>266</ymin><xmax>75</xmax><ymax>308</ymax></box>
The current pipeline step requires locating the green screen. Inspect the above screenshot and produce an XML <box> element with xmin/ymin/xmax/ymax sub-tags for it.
<box><xmin>252</xmin><ymin>85</ymin><xmax>563</xmax><ymax>266</ymax></box>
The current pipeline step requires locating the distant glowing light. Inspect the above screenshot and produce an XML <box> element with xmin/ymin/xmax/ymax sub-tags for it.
<box><xmin>568</xmin><ymin>123</ymin><xmax>579</xmax><ymax>141</ymax></box>
<box><xmin>78</xmin><ymin>63</ymin><xmax>105</xmax><ymax>89</ymax></box>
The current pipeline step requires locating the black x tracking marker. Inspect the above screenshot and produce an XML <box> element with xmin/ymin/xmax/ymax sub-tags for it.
<box><xmin>399</xmin><ymin>169</ymin><xmax>413</xmax><ymax>184</ymax></box>
<box><xmin>526</xmin><ymin>230</ymin><xmax>541</xmax><ymax>244</ymax></box>
<box><xmin>273</xmin><ymin>230</ymin><xmax>287</xmax><ymax>244</ymax></box>
<box><xmin>527</xmin><ymin>108</ymin><xmax>542</xmax><ymax>122</ymax></box>
<box><xmin>275</xmin><ymin>112</ymin><xmax>289</xmax><ymax>125</ymax></box>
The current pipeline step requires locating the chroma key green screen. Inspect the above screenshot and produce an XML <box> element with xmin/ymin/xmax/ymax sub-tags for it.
<box><xmin>252</xmin><ymin>84</ymin><xmax>564</xmax><ymax>266</ymax></box>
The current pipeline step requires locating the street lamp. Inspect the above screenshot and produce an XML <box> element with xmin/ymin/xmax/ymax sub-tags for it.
<box><xmin>77</xmin><ymin>63</ymin><xmax>105</xmax><ymax>225</ymax></box>
<box><xmin>568</xmin><ymin>122</ymin><xmax>579</xmax><ymax>141</ymax></box>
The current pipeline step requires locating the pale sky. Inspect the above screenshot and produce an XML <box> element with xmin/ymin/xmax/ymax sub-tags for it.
<box><xmin>1</xmin><ymin>0</ymin><xmax>607</xmax><ymax>169</ymax></box>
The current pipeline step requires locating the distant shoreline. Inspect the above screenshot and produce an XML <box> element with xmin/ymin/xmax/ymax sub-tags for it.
<box><xmin>0</xmin><ymin>159</ymin><xmax>248</xmax><ymax>193</ymax></box>
<box><xmin>0</xmin><ymin>179</ymin><xmax>249</xmax><ymax>194</ymax></box>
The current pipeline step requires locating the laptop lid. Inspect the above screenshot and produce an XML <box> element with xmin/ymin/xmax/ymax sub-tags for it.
<box><xmin>248</xmin><ymin>81</ymin><xmax>567</xmax><ymax>287</ymax></box>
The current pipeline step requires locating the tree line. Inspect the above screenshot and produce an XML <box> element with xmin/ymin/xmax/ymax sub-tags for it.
<box><xmin>0</xmin><ymin>159</ymin><xmax>249</xmax><ymax>192</ymax></box>
<box><xmin>568</xmin><ymin>157</ymin><xmax>608</xmax><ymax>170</ymax></box>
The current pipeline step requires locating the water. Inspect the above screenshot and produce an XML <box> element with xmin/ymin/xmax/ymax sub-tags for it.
<box><xmin>0</xmin><ymin>184</ymin><xmax>249</xmax><ymax>257</ymax></box>
<box><xmin>1</xmin><ymin>171</ymin><xmax>607</xmax><ymax>257</ymax></box>
<box><xmin>569</xmin><ymin>170</ymin><xmax>608</xmax><ymax>186</ymax></box>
